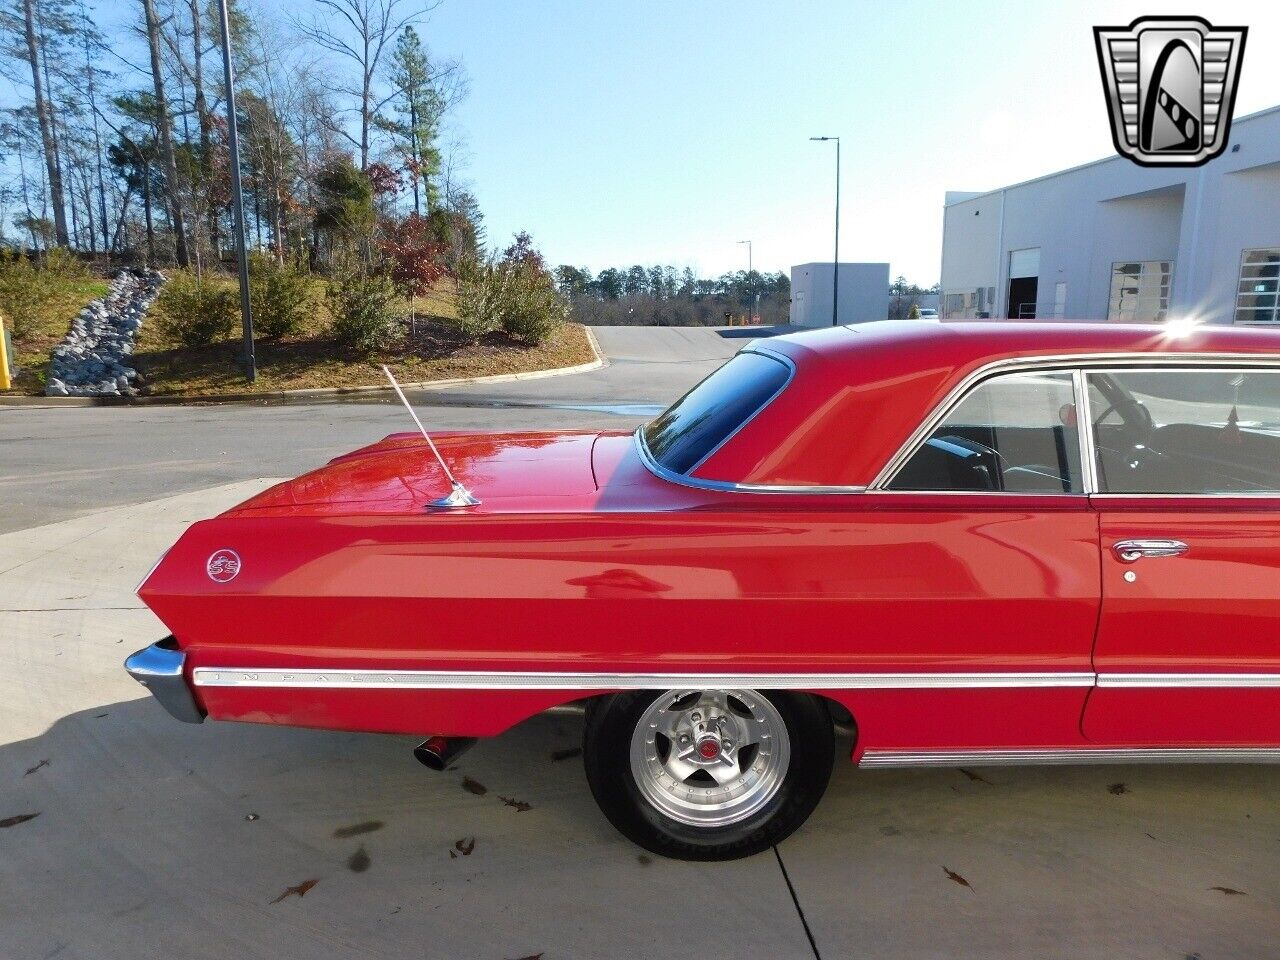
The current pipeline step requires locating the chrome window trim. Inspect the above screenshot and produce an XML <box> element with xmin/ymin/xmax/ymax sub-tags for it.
<box><xmin>638</xmin><ymin>346</ymin><xmax>798</xmax><ymax>486</ymax></box>
<box><xmin>193</xmin><ymin>668</ymin><xmax>1095</xmax><ymax>690</ymax></box>
<box><xmin>859</xmin><ymin>747</ymin><xmax>1280</xmax><ymax>767</ymax></box>
<box><xmin>636</xmin><ymin>343</ymin><xmax>869</xmax><ymax>495</ymax></box>
<box><xmin>684</xmin><ymin>346</ymin><xmax>797</xmax><ymax>474</ymax></box>
<box><xmin>634</xmin><ymin>433</ymin><xmax>869</xmax><ymax>494</ymax></box>
<box><xmin>1083</xmin><ymin>363</ymin><xmax>1280</xmax><ymax>498</ymax></box>
<box><xmin>1074</xmin><ymin>368</ymin><xmax>1099</xmax><ymax>495</ymax></box>
<box><xmin>871</xmin><ymin>353</ymin><xmax>1280</xmax><ymax>493</ymax></box>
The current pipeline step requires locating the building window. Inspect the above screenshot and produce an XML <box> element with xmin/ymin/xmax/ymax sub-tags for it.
<box><xmin>1107</xmin><ymin>261</ymin><xmax>1172</xmax><ymax>322</ymax></box>
<box><xmin>1234</xmin><ymin>249</ymin><xmax>1280</xmax><ymax>326</ymax></box>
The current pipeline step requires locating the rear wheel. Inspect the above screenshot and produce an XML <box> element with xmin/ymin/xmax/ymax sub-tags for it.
<box><xmin>583</xmin><ymin>689</ymin><xmax>834</xmax><ymax>861</ymax></box>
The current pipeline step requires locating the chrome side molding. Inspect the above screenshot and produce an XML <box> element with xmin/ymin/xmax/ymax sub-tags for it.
<box><xmin>192</xmin><ymin>668</ymin><xmax>1096</xmax><ymax>690</ymax></box>
<box><xmin>859</xmin><ymin>747</ymin><xmax>1280</xmax><ymax>767</ymax></box>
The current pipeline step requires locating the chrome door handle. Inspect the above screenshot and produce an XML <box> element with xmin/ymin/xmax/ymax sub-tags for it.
<box><xmin>1112</xmin><ymin>538</ymin><xmax>1189</xmax><ymax>562</ymax></box>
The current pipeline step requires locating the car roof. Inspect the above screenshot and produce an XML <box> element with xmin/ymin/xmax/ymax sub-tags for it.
<box><xmin>692</xmin><ymin>321</ymin><xmax>1280</xmax><ymax>488</ymax></box>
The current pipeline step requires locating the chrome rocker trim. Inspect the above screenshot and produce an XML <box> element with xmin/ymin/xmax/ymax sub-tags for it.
<box><xmin>859</xmin><ymin>747</ymin><xmax>1280</xmax><ymax>767</ymax></box>
<box><xmin>192</xmin><ymin>669</ymin><xmax>1096</xmax><ymax>690</ymax></box>
<box><xmin>124</xmin><ymin>637</ymin><xmax>206</xmax><ymax>724</ymax></box>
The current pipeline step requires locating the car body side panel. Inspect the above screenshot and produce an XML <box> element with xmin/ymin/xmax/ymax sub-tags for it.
<box><xmin>1085</xmin><ymin>502</ymin><xmax>1280</xmax><ymax>744</ymax></box>
<box><xmin>144</xmin><ymin>491</ymin><xmax>1100</xmax><ymax>749</ymax></box>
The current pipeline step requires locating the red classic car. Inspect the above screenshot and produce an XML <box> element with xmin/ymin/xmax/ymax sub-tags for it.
<box><xmin>127</xmin><ymin>321</ymin><xmax>1280</xmax><ymax>860</ymax></box>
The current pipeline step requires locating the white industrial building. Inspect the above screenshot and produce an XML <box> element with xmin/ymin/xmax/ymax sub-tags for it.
<box><xmin>789</xmin><ymin>262</ymin><xmax>890</xmax><ymax>327</ymax></box>
<box><xmin>939</xmin><ymin>104</ymin><xmax>1280</xmax><ymax>326</ymax></box>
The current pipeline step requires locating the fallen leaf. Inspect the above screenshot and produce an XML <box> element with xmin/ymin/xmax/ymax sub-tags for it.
<box><xmin>0</xmin><ymin>813</ymin><xmax>39</xmax><ymax>829</ymax></box>
<box><xmin>347</xmin><ymin>846</ymin><xmax>371</xmax><ymax>873</ymax></box>
<box><xmin>23</xmin><ymin>759</ymin><xmax>49</xmax><ymax>777</ymax></box>
<box><xmin>1144</xmin><ymin>832</ymin><xmax>1157</xmax><ymax>841</ymax></box>
<box><xmin>449</xmin><ymin>850</ymin><xmax>457</xmax><ymax>859</ymax></box>
<box><xmin>1209</xmin><ymin>886</ymin><xmax>1247</xmax><ymax>896</ymax></box>
<box><xmin>550</xmin><ymin>747</ymin><xmax>582</xmax><ymax>762</ymax></box>
<box><xmin>636</xmin><ymin>854</ymin><xmax>652</xmax><ymax>866</ymax></box>
<box><xmin>332</xmin><ymin>820</ymin><xmax>383</xmax><ymax>838</ymax></box>
<box><xmin>94</xmin><ymin>713</ymin><xmax>109</xmax><ymax>719</ymax></box>
<box><xmin>942</xmin><ymin>866</ymin><xmax>973</xmax><ymax>891</ymax></box>
<box><xmin>506</xmin><ymin>954</ymin><xmax>543</xmax><ymax>960</ymax></box>
<box><xmin>1108</xmin><ymin>783</ymin><xmax>1128</xmax><ymax>795</ymax></box>
<box><xmin>499</xmin><ymin>796</ymin><xmax>532</xmax><ymax>813</ymax></box>
<box><xmin>957</xmin><ymin>768</ymin><xmax>991</xmax><ymax>785</ymax></box>
<box><xmin>454</xmin><ymin>836</ymin><xmax>475</xmax><ymax>857</ymax></box>
<box><xmin>270</xmin><ymin>879</ymin><xmax>319</xmax><ymax>903</ymax></box>
<box><xmin>461</xmin><ymin>777</ymin><xmax>487</xmax><ymax>796</ymax></box>
<box><xmin>244</xmin><ymin>813</ymin><xmax>259</xmax><ymax>822</ymax></box>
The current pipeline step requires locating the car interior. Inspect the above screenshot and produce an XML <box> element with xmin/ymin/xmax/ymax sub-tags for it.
<box><xmin>1090</xmin><ymin>372</ymin><xmax>1280</xmax><ymax>494</ymax></box>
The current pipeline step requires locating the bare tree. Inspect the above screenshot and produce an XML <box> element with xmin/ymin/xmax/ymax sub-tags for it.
<box><xmin>18</xmin><ymin>0</ymin><xmax>67</xmax><ymax>245</ymax></box>
<box><xmin>298</xmin><ymin>0</ymin><xmax>438</xmax><ymax>170</ymax></box>
<box><xmin>140</xmin><ymin>0</ymin><xmax>189</xmax><ymax>266</ymax></box>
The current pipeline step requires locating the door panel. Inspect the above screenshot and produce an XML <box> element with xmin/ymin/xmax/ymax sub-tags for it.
<box><xmin>1086</xmin><ymin>504</ymin><xmax>1280</xmax><ymax>744</ymax></box>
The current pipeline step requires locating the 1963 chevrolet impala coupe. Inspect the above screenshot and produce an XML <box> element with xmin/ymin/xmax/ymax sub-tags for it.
<box><xmin>128</xmin><ymin>320</ymin><xmax>1280</xmax><ymax>860</ymax></box>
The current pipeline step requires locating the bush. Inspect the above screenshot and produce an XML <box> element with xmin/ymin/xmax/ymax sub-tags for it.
<box><xmin>327</xmin><ymin>264</ymin><xmax>398</xmax><ymax>353</ymax></box>
<box><xmin>0</xmin><ymin>251</ymin><xmax>50</xmax><ymax>339</ymax></box>
<box><xmin>452</xmin><ymin>256</ymin><xmax>504</xmax><ymax>342</ymax></box>
<box><xmin>248</xmin><ymin>253</ymin><xmax>312</xmax><ymax>339</ymax></box>
<box><xmin>453</xmin><ymin>232</ymin><xmax>567</xmax><ymax>346</ymax></box>
<box><xmin>501</xmin><ymin>263</ymin><xmax>568</xmax><ymax>344</ymax></box>
<box><xmin>154</xmin><ymin>271</ymin><xmax>238</xmax><ymax>347</ymax></box>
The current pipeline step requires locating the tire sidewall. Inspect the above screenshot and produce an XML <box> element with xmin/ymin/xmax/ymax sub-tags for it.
<box><xmin>583</xmin><ymin>689</ymin><xmax>834</xmax><ymax>861</ymax></box>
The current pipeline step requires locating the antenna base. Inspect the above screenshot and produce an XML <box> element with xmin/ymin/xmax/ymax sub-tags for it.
<box><xmin>428</xmin><ymin>482</ymin><xmax>481</xmax><ymax>510</ymax></box>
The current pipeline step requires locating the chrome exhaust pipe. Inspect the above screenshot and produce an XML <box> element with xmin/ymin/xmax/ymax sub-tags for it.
<box><xmin>413</xmin><ymin>736</ymin><xmax>477</xmax><ymax>771</ymax></box>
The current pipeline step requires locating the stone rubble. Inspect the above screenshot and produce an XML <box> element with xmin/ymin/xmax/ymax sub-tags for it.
<box><xmin>45</xmin><ymin>269</ymin><xmax>165</xmax><ymax>397</ymax></box>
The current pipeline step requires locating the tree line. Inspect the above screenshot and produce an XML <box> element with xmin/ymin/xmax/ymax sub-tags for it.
<box><xmin>554</xmin><ymin>264</ymin><xmax>791</xmax><ymax>326</ymax></box>
<box><xmin>0</xmin><ymin>0</ymin><xmax>481</xmax><ymax>269</ymax></box>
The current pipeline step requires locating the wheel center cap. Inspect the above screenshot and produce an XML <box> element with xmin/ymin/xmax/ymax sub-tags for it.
<box><xmin>697</xmin><ymin>736</ymin><xmax>721</xmax><ymax>760</ymax></box>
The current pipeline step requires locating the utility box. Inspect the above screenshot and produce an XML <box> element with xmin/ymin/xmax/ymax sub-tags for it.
<box><xmin>790</xmin><ymin>263</ymin><xmax>890</xmax><ymax>327</ymax></box>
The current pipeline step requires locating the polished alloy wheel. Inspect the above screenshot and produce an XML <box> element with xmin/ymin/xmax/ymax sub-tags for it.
<box><xmin>628</xmin><ymin>689</ymin><xmax>791</xmax><ymax>827</ymax></box>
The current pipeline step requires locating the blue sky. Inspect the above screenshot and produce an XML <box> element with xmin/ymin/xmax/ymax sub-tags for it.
<box><xmin>19</xmin><ymin>1</ymin><xmax>1280</xmax><ymax>283</ymax></box>
<box><xmin>414</xmin><ymin>0</ymin><xmax>1279</xmax><ymax>283</ymax></box>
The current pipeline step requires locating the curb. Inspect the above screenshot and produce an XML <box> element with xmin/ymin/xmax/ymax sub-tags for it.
<box><xmin>0</xmin><ymin>326</ymin><xmax>607</xmax><ymax>408</ymax></box>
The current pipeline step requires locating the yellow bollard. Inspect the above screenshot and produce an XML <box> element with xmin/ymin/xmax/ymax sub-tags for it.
<box><xmin>0</xmin><ymin>312</ymin><xmax>11</xmax><ymax>391</ymax></box>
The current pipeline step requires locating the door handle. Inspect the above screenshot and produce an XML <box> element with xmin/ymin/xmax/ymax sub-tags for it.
<box><xmin>1112</xmin><ymin>538</ymin><xmax>1189</xmax><ymax>562</ymax></box>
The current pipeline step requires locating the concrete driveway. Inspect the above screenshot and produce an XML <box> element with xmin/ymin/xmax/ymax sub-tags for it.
<box><xmin>2</xmin><ymin>325</ymin><xmax>1278</xmax><ymax>958</ymax></box>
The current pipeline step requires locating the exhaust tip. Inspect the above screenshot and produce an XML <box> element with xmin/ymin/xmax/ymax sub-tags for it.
<box><xmin>413</xmin><ymin>736</ymin><xmax>477</xmax><ymax>771</ymax></box>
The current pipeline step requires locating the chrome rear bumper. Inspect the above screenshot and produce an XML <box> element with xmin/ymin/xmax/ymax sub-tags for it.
<box><xmin>124</xmin><ymin>636</ymin><xmax>206</xmax><ymax>724</ymax></box>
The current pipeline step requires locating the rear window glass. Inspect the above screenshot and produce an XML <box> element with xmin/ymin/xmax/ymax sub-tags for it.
<box><xmin>642</xmin><ymin>351</ymin><xmax>791</xmax><ymax>475</ymax></box>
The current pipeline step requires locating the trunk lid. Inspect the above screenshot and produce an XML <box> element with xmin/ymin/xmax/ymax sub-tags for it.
<box><xmin>227</xmin><ymin>430</ymin><xmax>601</xmax><ymax>513</ymax></box>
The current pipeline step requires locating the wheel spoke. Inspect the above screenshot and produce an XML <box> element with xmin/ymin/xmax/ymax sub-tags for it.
<box><xmin>630</xmin><ymin>688</ymin><xmax>791</xmax><ymax>828</ymax></box>
<box><xmin>664</xmin><ymin>752</ymin><xmax>699</xmax><ymax>783</ymax></box>
<box><xmin>704</xmin><ymin>756</ymin><xmax>741</xmax><ymax>786</ymax></box>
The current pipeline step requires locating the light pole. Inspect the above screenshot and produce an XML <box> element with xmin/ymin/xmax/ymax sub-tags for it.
<box><xmin>217</xmin><ymin>0</ymin><xmax>255</xmax><ymax>382</ymax></box>
<box><xmin>737</xmin><ymin>239</ymin><xmax>752</xmax><ymax>274</ymax></box>
<box><xmin>810</xmin><ymin>136</ymin><xmax>840</xmax><ymax>326</ymax></box>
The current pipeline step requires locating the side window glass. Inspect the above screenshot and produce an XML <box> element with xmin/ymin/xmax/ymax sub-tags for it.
<box><xmin>1088</xmin><ymin>369</ymin><xmax>1280</xmax><ymax>494</ymax></box>
<box><xmin>890</xmin><ymin>371</ymin><xmax>1082</xmax><ymax>493</ymax></box>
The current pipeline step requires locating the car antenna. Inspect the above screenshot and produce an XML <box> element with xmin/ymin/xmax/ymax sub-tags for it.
<box><xmin>381</xmin><ymin>365</ymin><xmax>480</xmax><ymax>509</ymax></box>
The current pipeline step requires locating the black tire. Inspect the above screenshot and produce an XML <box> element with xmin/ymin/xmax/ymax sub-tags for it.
<box><xmin>582</xmin><ymin>690</ymin><xmax>835</xmax><ymax>861</ymax></box>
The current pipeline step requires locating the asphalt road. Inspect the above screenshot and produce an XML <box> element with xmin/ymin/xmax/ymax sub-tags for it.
<box><xmin>2</xmin><ymin>325</ymin><xmax>1278</xmax><ymax>959</ymax></box>
<box><xmin>0</xmin><ymin>326</ymin><xmax>738</xmax><ymax>534</ymax></box>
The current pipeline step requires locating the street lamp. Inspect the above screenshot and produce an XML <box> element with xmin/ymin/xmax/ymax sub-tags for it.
<box><xmin>810</xmin><ymin>136</ymin><xmax>840</xmax><ymax>326</ymax></box>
